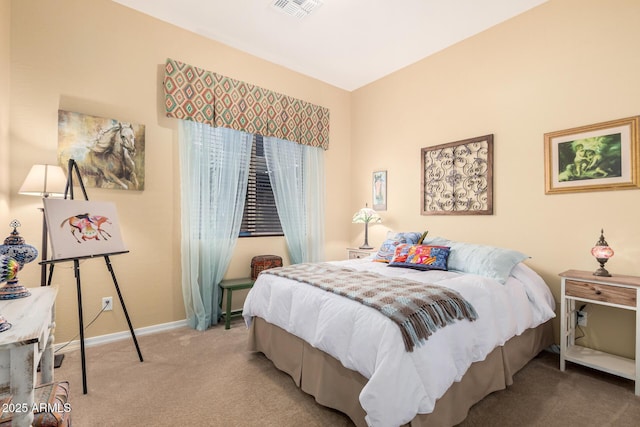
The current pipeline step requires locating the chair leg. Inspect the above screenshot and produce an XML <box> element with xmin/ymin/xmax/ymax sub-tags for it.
<box><xmin>225</xmin><ymin>289</ymin><xmax>232</xmax><ymax>330</ymax></box>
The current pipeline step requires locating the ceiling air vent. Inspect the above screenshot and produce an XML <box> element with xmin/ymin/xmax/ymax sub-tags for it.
<box><xmin>271</xmin><ymin>0</ymin><xmax>323</xmax><ymax>19</ymax></box>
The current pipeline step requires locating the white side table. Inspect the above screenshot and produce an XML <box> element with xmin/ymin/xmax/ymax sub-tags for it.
<box><xmin>559</xmin><ymin>270</ymin><xmax>639</xmax><ymax>396</ymax></box>
<box><xmin>0</xmin><ymin>286</ymin><xmax>58</xmax><ymax>426</ymax></box>
<box><xmin>347</xmin><ymin>247</ymin><xmax>376</xmax><ymax>260</ymax></box>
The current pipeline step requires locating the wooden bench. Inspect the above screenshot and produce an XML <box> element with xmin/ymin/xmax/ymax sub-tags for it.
<box><xmin>219</xmin><ymin>278</ymin><xmax>255</xmax><ymax>329</ymax></box>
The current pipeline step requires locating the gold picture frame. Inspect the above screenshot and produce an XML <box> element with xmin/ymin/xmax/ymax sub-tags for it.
<box><xmin>421</xmin><ymin>134</ymin><xmax>493</xmax><ymax>215</ymax></box>
<box><xmin>544</xmin><ymin>116</ymin><xmax>640</xmax><ymax>194</ymax></box>
<box><xmin>58</xmin><ymin>110</ymin><xmax>146</xmax><ymax>191</ymax></box>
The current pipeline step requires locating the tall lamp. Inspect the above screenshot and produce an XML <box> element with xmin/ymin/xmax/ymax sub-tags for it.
<box><xmin>352</xmin><ymin>204</ymin><xmax>382</xmax><ymax>250</ymax></box>
<box><xmin>18</xmin><ymin>164</ymin><xmax>67</xmax><ymax>286</ymax></box>
<box><xmin>18</xmin><ymin>164</ymin><xmax>67</xmax><ymax>367</ymax></box>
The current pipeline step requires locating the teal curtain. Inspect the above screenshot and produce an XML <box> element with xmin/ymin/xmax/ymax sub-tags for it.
<box><xmin>263</xmin><ymin>136</ymin><xmax>325</xmax><ymax>263</ymax></box>
<box><xmin>178</xmin><ymin>121</ymin><xmax>252</xmax><ymax>330</ymax></box>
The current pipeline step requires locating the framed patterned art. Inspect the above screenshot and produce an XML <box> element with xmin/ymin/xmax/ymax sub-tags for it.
<box><xmin>421</xmin><ymin>134</ymin><xmax>493</xmax><ymax>215</ymax></box>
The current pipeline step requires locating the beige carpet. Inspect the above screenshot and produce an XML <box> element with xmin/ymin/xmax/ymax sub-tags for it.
<box><xmin>54</xmin><ymin>318</ymin><xmax>640</xmax><ymax>426</ymax></box>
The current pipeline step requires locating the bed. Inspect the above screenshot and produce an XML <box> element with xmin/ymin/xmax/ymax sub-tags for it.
<box><xmin>242</xmin><ymin>234</ymin><xmax>556</xmax><ymax>427</ymax></box>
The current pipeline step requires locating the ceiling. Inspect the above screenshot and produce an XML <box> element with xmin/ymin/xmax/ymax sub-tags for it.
<box><xmin>112</xmin><ymin>0</ymin><xmax>548</xmax><ymax>91</ymax></box>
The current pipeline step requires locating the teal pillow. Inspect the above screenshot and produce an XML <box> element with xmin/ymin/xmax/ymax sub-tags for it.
<box><xmin>437</xmin><ymin>239</ymin><xmax>529</xmax><ymax>284</ymax></box>
<box><xmin>386</xmin><ymin>231</ymin><xmax>423</xmax><ymax>244</ymax></box>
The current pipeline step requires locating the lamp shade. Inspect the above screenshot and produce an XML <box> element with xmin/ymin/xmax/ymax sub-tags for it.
<box><xmin>591</xmin><ymin>245</ymin><xmax>614</xmax><ymax>259</ymax></box>
<box><xmin>352</xmin><ymin>204</ymin><xmax>381</xmax><ymax>250</ymax></box>
<box><xmin>18</xmin><ymin>164</ymin><xmax>67</xmax><ymax>198</ymax></box>
<box><xmin>352</xmin><ymin>205</ymin><xmax>382</xmax><ymax>224</ymax></box>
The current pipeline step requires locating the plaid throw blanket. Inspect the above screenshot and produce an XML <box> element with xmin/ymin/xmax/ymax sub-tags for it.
<box><xmin>262</xmin><ymin>263</ymin><xmax>478</xmax><ymax>352</ymax></box>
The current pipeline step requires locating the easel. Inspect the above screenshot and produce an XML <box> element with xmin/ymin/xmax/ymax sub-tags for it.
<box><xmin>40</xmin><ymin>159</ymin><xmax>143</xmax><ymax>394</ymax></box>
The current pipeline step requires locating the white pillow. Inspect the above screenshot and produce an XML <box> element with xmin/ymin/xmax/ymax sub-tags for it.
<box><xmin>430</xmin><ymin>238</ymin><xmax>529</xmax><ymax>284</ymax></box>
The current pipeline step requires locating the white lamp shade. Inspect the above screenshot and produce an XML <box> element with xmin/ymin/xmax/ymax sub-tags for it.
<box><xmin>18</xmin><ymin>164</ymin><xmax>67</xmax><ymax>198</ymax></box>
<box><xmin>352</xmin><ymin>206</ymin><xmax>382</xmax><ymax>224</ymax></box>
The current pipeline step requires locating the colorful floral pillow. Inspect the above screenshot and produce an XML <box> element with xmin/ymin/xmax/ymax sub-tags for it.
<box><xmin>388</xmin><ymin>244</ymin><xmax>451</xmax><ymax>271</ymax></box>
<box><xmin>373</xmin><ymin>231</ymin><xmax>425</xmax><ymax>263</ymax></box>
<box><xmin>373</xmin><ymin>237</ymin><xmax>407</xmax><ymax>262</ymax></box>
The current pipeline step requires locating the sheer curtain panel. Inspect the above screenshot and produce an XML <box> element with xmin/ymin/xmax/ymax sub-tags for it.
<box><xmin>178</xmin><ymin>121</ymin><xmax>252</xmax><ymax>330</ymax></box>
<box><xmin>263</xmin><ymin>137</ymin><xmax>325</xmax><ymax>264</ymax></box>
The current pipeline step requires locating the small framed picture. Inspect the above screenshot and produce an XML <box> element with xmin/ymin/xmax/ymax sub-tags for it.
<box><xmin>544</xmin><ymin>116</ymin><xmax>639</xmax><ymax>194</ymax></box>
<box><xmin>372</xmin><ymin>170</ymin><xmax>387</xmax><ymax>211</ymax></box>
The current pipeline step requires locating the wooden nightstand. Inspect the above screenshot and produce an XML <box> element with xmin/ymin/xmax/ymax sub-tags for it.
<box><xmin>347</xmin><ymin>247</ymin><xmax>376</xmax><ymax>259</ymax></box>
<box><xmin>559</xmin><ymin>270</ymin><xmax>640</xmax><ymax>395</ymax></box>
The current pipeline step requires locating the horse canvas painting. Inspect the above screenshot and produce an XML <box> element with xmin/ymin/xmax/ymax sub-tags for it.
<box><xmin>58</xmin><ymin>110</ymin><xmax>145</xmax><ymax>191</ymax></box>
<box><xmin>43</xmin><ymin>199</ymin><xmax>128</xmax><ymax>260</ymax></box>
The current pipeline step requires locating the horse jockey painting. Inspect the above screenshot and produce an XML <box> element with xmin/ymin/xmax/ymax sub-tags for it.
<box><xmin>57</xmin><ymin>110</ymin><xmax>145</xmax><ymax>191</ymax></box>
<box><xmin>43</xmin><ymin>199</ymin><xmax>127</xmax><ymax>261</ymax></box>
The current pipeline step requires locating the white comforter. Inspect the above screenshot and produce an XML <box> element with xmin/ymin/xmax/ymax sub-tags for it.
<box><xmin>242</xmin><ymin>259</ymin><xmax>556</xmax><ymax>427</ymax></box>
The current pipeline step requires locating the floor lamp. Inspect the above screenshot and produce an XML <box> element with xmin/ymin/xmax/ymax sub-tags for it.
<box><xmin>18</xmin><ymin>164</ymin><xmax>67</xmax><ymax>367</ymax></box>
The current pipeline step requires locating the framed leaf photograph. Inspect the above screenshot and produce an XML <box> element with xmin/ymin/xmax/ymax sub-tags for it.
<box><xmin>544</xmin><ymin>116</ymin><xmax>640</xmax><ymax>194</ymax></box>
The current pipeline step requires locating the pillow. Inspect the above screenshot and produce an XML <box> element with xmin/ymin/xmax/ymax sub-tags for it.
<box><xmin>444</xmin><ymin>240</ymin><xmax>529</xmax><ymax>284</ymax></box>
<box><xmin>388</xmin><ymin>244</ymin><xmax>451</xmax><ymax>271</ymax></box>
<box><xmin>374</xmin><ymin>231</ymin><xmax>425</xmax><ymax>263</ymax></box>
<box><xmin>386</xmin><ymin>231</ymin><xmax>424</xmax><ymax>244</ymax></box>
<box><xmin>373</xmin><ymin>237</ymin><xmax>408</xmax><ymax>263</ymax></box>
<box><xmin>420</xmin><ymin>235</ymin><xmax>450</xmax><ymax>246</ymax></box>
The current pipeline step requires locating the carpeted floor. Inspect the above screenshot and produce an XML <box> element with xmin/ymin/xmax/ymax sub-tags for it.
<box><xmin>53</xmin><ymin>318</ymin><xmax>640</xmax><ymax>426</ymax></box>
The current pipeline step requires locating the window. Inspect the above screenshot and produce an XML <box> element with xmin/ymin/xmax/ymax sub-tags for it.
<box><xmin>240</xmin><ymin>135</ymin><xmax>283</xmax><ymax>237</ymax></box>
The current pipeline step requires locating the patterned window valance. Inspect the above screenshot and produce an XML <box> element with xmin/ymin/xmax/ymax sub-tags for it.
<box><xmin>163</xmin><ymin>58</ymin><xmax>330</xmax><ymax>150</ymax></box>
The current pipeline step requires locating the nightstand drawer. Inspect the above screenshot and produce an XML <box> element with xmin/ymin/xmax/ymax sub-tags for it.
<box><xmin>347</xmin><ymin>248</ymin><xmax>376</xmax><ymax>259</ymax></box>
<box><xmin>565</xmin><ymin>279</ymin><xmax>637</xmax><ymax>307</ymax></box>
<box><xmin>349</xmin><ymin>251</ymin><xmax>369</xmax><ymax>259</ymax></box>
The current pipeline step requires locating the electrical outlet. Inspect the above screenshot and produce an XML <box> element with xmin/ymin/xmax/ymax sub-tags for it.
<box><xmin>577</xmin><ymin>310</ymin><xmax>587</xmax><ymax>327</ymax></box>
<box><xmin>102</xmin><ymin>296</ymin><xmax>113</xmax><ymax>311</ymax></box>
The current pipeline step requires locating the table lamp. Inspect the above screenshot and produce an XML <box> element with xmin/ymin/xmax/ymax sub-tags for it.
<box><xmin>591</xmin><ymin>229</ymin><xmax>614</xmax><ymax>277</ymax></box>
<box><xmin>0</xmin><ymin>220</ymin><xmax>38</xmax><ymax>299</ymax></box>
<box><xmin>352</xmin><ymin>204</ymin><xmax>382</xmax><ymax>249</ymax></box>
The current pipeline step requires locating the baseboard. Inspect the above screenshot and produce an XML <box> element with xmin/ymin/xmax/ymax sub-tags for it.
<box><xmin>55</xmin><ymin>319</ymin><xmax>189</xmax><ymax>354</ymax></box>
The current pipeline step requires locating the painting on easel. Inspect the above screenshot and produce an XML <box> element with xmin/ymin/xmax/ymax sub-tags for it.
<box><xmin>43</xmin><ymin>199</ymin><xmax>127</xmax><ymax>260</ymax></box>
<box><xmin>57</xmin><ymin>110</ymin><xmax>145</xmax><ymax>191</ymax></box>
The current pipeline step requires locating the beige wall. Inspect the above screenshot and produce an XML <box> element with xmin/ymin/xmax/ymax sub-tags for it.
<box><xmin>7</xmin><ymin>0</ymin><xmax>640</xmax><ymax>358</ymax></box>
<box><xmin>8</xmin><ymin>0</ymin><xmax>352</xmax><ymax>342</ymax></box>
<box><xmin>351</xmin><ymin>0</ymin><xmax>640</xmax><ymax>358</ymax></box>
<box><xmin>1</xmin><ymin>0</ymin><xmax>10</xmax><ymax>227</ymax></box>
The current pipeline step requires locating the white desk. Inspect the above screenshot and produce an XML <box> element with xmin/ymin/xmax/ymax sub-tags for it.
<box><xmin>0</xmin><ymin>287</ymin><xmax>57</xmax><ymax>426</ymax></box>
